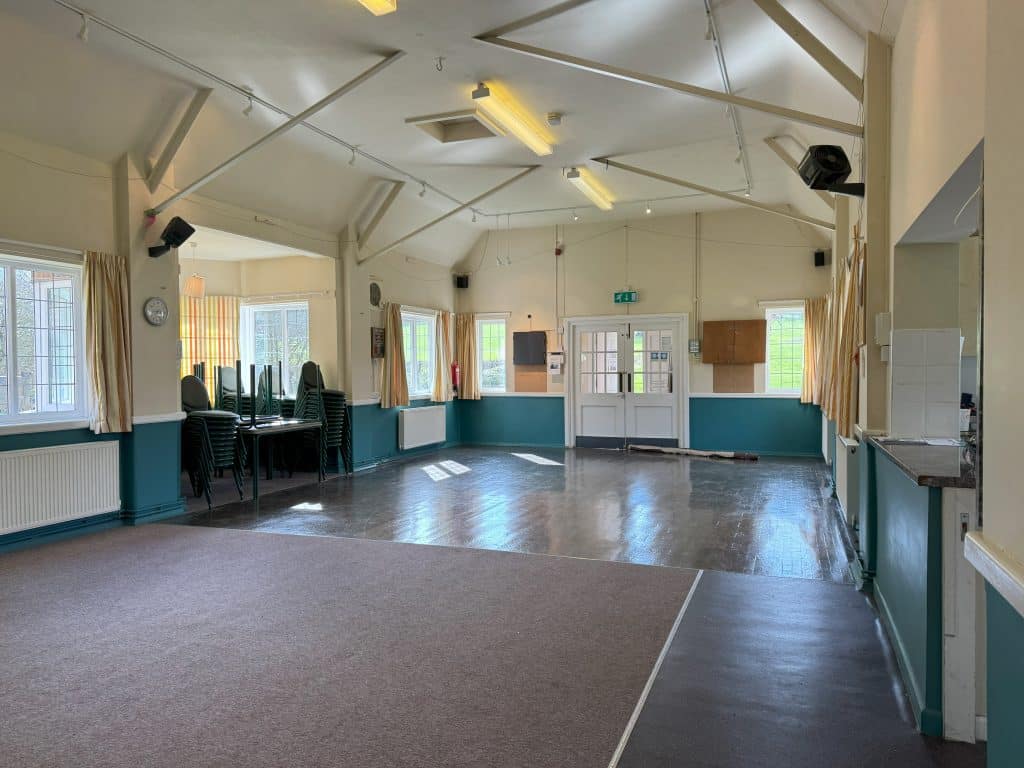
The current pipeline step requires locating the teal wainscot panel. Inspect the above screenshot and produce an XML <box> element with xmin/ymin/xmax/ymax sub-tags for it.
<box><xmin>688</xmin><ymin>396</ymin><xmax>822</xmax><ymax>457</ymax></box>
<box><xmin>986</xmin><ymin>584</ymin><xmax>1024</xmax><ymax>767</ymax></box>
<box><xmin>120</xmin><ymin>419</ymin><xmax>185</xmax><ymax>524</ymax></box>
<box><xmin>458</xmin><ymin>396</ymin><xmax>565</xmax><ymax>447</ymax></box>
<box><xmin>349</xmin><ymin>400</ymin><xmax>459</xmax><ymax>470</ymax></box>
<box><xmin>872</xmin><ymin>448</ymin><xmax>943</xmax><ymax>737</ymax></box>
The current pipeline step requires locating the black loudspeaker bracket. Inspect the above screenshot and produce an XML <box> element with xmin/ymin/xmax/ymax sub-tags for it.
<box><xmin>827</xmin><ymin>182</ymin><xmax>866</xmax><ymax>197</ymax></box>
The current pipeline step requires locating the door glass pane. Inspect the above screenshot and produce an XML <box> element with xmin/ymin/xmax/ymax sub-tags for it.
<box><xmin>580</xmin><ymin>331</ymin><xmax>593</xmax><ymax>352</ymax></box>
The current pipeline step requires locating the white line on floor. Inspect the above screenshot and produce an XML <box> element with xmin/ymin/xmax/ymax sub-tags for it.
<box><xmin>606</xmin><ymin>568</ymin><xmax>705</xmax><ymax>768</ymax></box>
<box><xmin>511</xmin><ymin>453</ymin><xmax>564</xmax><ymax>466</ymax></box>
<box><xmin>421</xmin><ymin>464</ymin><xmax>451</xmax><ymax>482</ymax></box>
<box><xmin>439</xmin><ymin>460</ymin><xmax>471</xmax><ymax>475</ymax></box>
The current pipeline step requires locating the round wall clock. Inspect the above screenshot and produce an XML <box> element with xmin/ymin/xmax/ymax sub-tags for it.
<box><xmin>143</xmin><ymin>296</ymin><xmax>169</xmax><ymax>327</ymax></box>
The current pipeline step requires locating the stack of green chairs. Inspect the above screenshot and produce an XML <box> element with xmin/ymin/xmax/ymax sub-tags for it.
<box><xmin>181</xmin><ymin>375</ymin><xmax>245</xmax><ymax>509</ymax></box>
<box><xmin>293</xmin><ymin>361</ymin><xmax>352</xmax><ymax>474</ymax></box>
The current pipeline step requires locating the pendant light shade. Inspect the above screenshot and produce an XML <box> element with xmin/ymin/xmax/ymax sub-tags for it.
<box><xmin>182</xmin><ymin>241</ymin><xmax>206</xmax><ymax>299</ymax></box>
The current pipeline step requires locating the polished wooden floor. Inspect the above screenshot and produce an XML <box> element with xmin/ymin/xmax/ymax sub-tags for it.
<box><xmin>173</xmin><ymin>446</ymin><xmax>985</xmax><ymax>766</ymax></box>
<box><xmin>180</xmin><ymin>446</ymin><xmax>855</xmax><ymax>583</ymax></box>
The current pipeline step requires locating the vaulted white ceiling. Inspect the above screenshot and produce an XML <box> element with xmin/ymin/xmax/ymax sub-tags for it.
<box><xmin>0</xmin><ymin>0</ymin><xmax>903</xmax><ymax>265</ymax></box>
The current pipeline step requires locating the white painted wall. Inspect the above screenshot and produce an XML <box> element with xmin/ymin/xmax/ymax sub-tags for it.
<box><xmin>892</xmin><ymin>243</ymin><xmax>960</xmax><ymax>329</ymax></box>
<box><xmin>983</xmin><ymin>0</ymin><xmax>1024</xmax><ymax>566</ymax></box>
<box><xmin>454</xmin><ymin>208</ymin><xmax>831</xmax><ymax>394</ymax></box>
<box><xmin>890</xmin><ymin>0</ymin><xmax>986</xmax><ymax>245</ymax></box>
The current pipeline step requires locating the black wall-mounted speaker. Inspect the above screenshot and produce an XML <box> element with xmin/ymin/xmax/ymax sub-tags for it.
<box><xmin>814</xmin><ymin>249</ymin><xmax>827</xmax><ymax>268</ymax></box>
<box><xmin>454</xmin><ymin>274</ymin><xmax>469</xmax><ymax>289</ymax></box>
<box><xmin>798</xmin><ymin>146</ymin><xmax>852</xmax><ymax>190</ymax></box>
<box><xmin>148</xmin><ymin>216</ymin><xmax>195</xmax><ymax>258</ymax></box>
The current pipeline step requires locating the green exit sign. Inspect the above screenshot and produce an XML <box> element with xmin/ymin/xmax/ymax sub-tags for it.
<box><xmin>614</xmin><ymin>290</ymin><xmax>639</xmax><ymax>304</ymax></box>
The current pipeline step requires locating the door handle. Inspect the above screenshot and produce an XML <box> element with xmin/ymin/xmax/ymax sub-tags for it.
<box><xmin>627</xmin><ymin>373</ymin><xmax>633</xmax><ymax>393</ymax></box>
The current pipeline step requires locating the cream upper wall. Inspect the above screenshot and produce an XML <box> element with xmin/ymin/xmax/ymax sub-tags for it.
<box><xmin>455</xmin><ymin>208</ymin><xmax>831</xmax><ymax>394</ymax></box>
<box><xmin>0</xmin><ymin>131</ymin><xmax>115</xmax><ymax>254</ymax></box>
<box><xmin>890</xmin><ymin>0</ymin><xmax>986</xmax><ymax>245</ymax></box>
<box><xmin>892</xmin><ymin>243</ymin><xmax>960</xmax><ymax>329</ymax></box>
<box><xmin>983</xmin><ymin>0</ymin><xmax>1024</xmax><ymax>564</ymax></box>
<box><xmin>346</xmin><ymin>247</ymin><xmax>455</xmax><ymax>402</ymax></box>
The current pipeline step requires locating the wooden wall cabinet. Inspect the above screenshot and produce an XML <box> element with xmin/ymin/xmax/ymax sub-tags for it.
<box><xmin>701</xmin><ymin>320</ymin><xmax>767</xmax><ymax>364</ymax></box>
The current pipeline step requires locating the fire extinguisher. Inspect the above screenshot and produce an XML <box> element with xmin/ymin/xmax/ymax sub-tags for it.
<box><xmin>451</xmin><ymin>361</ymin><xmax>461</xmax><ymax>394</ymax></box>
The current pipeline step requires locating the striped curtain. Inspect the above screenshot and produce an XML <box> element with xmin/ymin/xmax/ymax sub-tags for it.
<box><xmin>380</xmin><ymin>303</ymin><xmax>409</xmax><ymax>408</ymax></box>
<box><xmin>179</xmin><ymin>295</ymin><xmax>240</xmax><ymax>379</ymax></box>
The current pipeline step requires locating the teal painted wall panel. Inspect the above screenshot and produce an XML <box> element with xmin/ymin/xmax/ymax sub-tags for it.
<box><xmin>874</xmin><ymin>451</ymin><xmax>943</xmax><ymax>736</ymax></box>
<box><xmin>858</xmin><ymin>442</ymin><xmax>878</xmax><ymax>577</ymax></box>
<box><xmin>119</xmin><ymin>421</ymin><xmax>185</xmax><ymax>523</ymax></box>
<box><xmin>458</xmin><ymin>397</ymin><xmax>565</xmax><ymax>447</ymax></box>
<box><xmin>688</xmin><ymin>397</ymin><xmax>821</xmax><ymax>456</ymax></box>
<box><xmin>349</xmin><ymin>400</ymin><xmax>458</xmax><ymax>469</ymax></box>
<box><xmin>828</xmin><ymin>419</ymin><xmax>837</xmax><ymax>488</ymax></box>
<box><xmin>0</xmin><ymin>427</ymin><xmax>117</xmax><ymax>453</ymax></box>
<box><xmin>986</xmin><ymin>584</ymin><xmax>1024</xmax><ymax>767</ymax></box>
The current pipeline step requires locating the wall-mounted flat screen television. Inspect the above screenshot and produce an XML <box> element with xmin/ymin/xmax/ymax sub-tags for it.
<box><xmin>513</xmin><ymin>331</ymin><xmax>547</xmax><ymax>365</ymax></box>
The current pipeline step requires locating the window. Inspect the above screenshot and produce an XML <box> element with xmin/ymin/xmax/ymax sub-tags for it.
<box><xmin>0</xmin><ymin>255</ymin><xmax>85</xmax><ymax>425</ymax></box>
<box><xmin>240</xmin><ymin>302</ymin><xmax>309</xmax><ymax>397</ymax></box>
<box><xmin>476</xmin><ymin>316</ymin><xmax>507</xmax><ymax>392</ymax></box>
<box><xmin>765</xmin><ymin>305</ymin><xmax>805</xmax><ymax>394</ymax></box>
<box><xmin>401</xmin><ymin>310</ymin><xmax>435</xmax><ymax>397</ymax></box>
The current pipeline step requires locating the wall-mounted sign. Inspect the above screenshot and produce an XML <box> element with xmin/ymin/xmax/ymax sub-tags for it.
<box><xmin>613</xmin><ymin>290</ymin><xmax>639</xmax><ymax>304</ymax></box>
<box><xmin>370</xmin><ymin>327</ymin><xmax>385</xmax><ymax>359</ymax></box>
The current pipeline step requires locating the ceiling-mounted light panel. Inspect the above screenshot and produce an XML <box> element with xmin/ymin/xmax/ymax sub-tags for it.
<box><xmin>471</xmin><ymin>82</ymin><xmax>554</xmax><ymax>156</ymax></box>
<box><xmin>566</xmin><ymin>167</ymin><xmax>614</xmax><ymax>211</ymax></box>
<box><xmin>357</xmin><ymin>0</ymin><xmax>397</xmax><ymax>15</ymax></box>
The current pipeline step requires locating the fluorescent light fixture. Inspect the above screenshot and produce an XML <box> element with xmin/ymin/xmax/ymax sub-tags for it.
<box><xmin>471</xmin><ymin>82</ymin><xmax>553</xmax><ymax>156</ymax></box>
<box><xmin>566</xmin><ymin>167</ymin><xmax>614</xmax><ymax>210</ymax></box>
<box><xmin>357</xmin><ymin>0</ymin><xmax>397</xmax><ymax>15</ymax></box>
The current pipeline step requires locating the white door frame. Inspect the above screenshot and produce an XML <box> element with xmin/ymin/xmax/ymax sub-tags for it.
<box><xmin>563</xmin><ymin>313</ymin><xmax>689</xmax><ymax>449</ymax></box>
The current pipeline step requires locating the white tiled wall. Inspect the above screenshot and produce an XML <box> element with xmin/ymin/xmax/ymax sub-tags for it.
<box><xmin>890</xmin><ymin>329</ymin><xmax>961</xmax><ymax>438</ymax></box>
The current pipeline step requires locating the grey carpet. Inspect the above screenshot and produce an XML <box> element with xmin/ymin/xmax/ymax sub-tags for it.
<box><xmin>1</xmin><ymin>525</ymin><xmax>697</xmax><ymax>768</ymax></box>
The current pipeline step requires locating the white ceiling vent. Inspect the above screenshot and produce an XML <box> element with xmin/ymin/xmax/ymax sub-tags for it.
<box><xmin>404</xmin><ymin>109</ymin><xmax>504</xmax><ymax>144</ymax></box>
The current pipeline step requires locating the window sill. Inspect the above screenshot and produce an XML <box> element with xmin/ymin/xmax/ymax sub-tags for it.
<box><xmin>0</xmin><ymin>418</ymin><xmax>90</xmax><ymax>437</ymax></box>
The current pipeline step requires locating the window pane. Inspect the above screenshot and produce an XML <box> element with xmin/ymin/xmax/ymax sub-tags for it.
<box><xmin>286</xmin><ymin>308</ymin><xmax>309</xmax><ymax>396</ymax></box>
<box><xmin>766</xmin><ymin>308</ymin><xmax>805</xmax><ymax>393</ymax></box>
<box><xmin>479</xmin><ymin>319</ymin><xmax>506</xmax><ymax>391</ymax></box>
<box><xmin>0</xmin><ymin>270</ymin><xmax>7</xmax><ymax>415</ymax></box>
<box><xmin>1</xmin><ymin>262</ymin><xmax>81</xmax><ymax>422</ymax></box>
<box><xmin>401</xmin><ymin>312</ymin><xmax>436</xmax><ymax>396</ymax></box>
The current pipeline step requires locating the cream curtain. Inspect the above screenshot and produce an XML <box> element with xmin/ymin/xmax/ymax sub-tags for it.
<box><xmin>801</xmin><ymin>296</ymin><xmax>827</xmax><ymax>404</ymax></box>
<box><xmin>379</xmin><ymin>302</ymin><xmax>409</xmax><ymax>408</ymax></box>
<box><xmin>455</xmin><ymin>313</ymin><xmax>480</xmax><ymax>400</ymax></box>
<box><xmin>83</xmin><ymin>251</ymin><xmax>133</xmax><ymax>433</ymax></box>
<box><xmin>432</xmin><ymin>310</ymin><xmax>453</xmax><ymax>402</ymax></box>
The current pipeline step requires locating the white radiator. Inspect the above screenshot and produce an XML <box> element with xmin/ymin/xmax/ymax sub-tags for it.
<box><xmin>835</xmin><ymin>435</ymin><xmax>860</xmax><ymax>527</ymax></box>
<box><xmin>399</xmin><ymin>406</ymin><xmax>447</xmax><ymax>451</ymax></box>
<box><xmin>0</xmin><ymin>442</ymin><xmax>121</xmax><ymax>535</ymax></box>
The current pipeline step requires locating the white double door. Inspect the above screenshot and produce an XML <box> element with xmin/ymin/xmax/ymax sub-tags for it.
<box><xmin>574</xmin><ymin>320</ymin><xmax>679</xmax><ymax>447</ymax></box>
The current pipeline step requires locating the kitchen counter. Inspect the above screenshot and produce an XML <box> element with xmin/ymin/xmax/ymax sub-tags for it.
<box><xmin>868</xmin><ymin>437</ymin><xmax>976</xmax><ymax>489</ymax></box>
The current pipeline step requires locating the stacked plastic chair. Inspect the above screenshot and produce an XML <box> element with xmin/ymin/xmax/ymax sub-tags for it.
<box><xmin>293</xmin><ymin>361</ymin><xmax>352</xmax><ymax>474</ymax></box>
<box><xmin>181</xmin><ymin>375</ymin><xmax>244</xmax><ymax>509</ymax></box>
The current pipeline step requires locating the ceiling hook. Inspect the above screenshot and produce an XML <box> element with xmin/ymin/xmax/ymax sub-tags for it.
<box><xmin>435</xmin><ymin>56</ymin><xmax>445</xmax><ymax>72</ymax></box>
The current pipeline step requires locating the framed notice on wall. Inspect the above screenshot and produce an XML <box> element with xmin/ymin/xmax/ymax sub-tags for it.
<box><xmin>370</xmin><ymin>327</ymin><xmax>385</xmax><ymax>359</ymax></box>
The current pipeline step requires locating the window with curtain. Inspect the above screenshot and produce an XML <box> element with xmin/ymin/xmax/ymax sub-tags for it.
<box><xmin>0</xmin><ymin>254</ymin><xmax>85</xmax><ymax>425</ymax></box>
<box><xmin>765</xmin><ymin>305</ymin><xmax>805</xmax><ymax>394</ymax></box>
<box><xmin>239</xmin><ymin>302</ymin><xmax>309</xmax><ymax>397</ymax></box>
<box><xmin>476</xmin><ymin>316</ymin><xmax>506</xmax><ymax>392</ymax></box>
<box><xmin>180</xmin><ymin>295</ymin><xmax>241</xmax><ymax>382</ymax></box>
<box><xmin>401</xmin><ymin>310</ymin><xmax>435</xmax><ymax>397</ymax></box>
